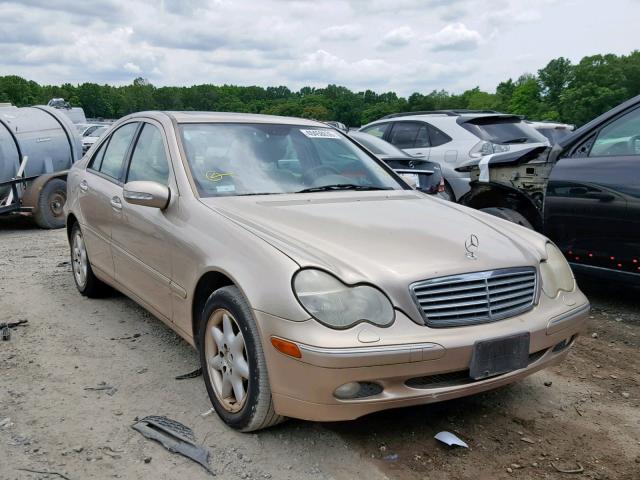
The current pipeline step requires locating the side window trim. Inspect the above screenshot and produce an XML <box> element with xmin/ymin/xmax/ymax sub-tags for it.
<box><xmin>87</xmin><ymin>137</ymin><xmax>110</xmax><ymax>172</ymax></box>
<box><xmin>86</xmin><ymin>122</ymin><xmax>140</xmax><ymax>186</ymax></box>
<box><xmin>121</xmin><ymin>123</ymin><xmax>145</xmax><ymax>183</ymax></box>
<box><xmin>123</xmin><ymin>121</ymin><xmax>173</xmax><ymax>185</ymax></box>
<box><xmin>118</xmin><ymin>123</ymin><xmax>143</xmax><ymax>183</ymax></box>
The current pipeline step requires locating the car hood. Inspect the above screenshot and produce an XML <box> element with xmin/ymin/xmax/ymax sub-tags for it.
<box><xmin>201</xmin><ymin>191</ymin><xmax>547</xmax><ymax>317</ymax></box>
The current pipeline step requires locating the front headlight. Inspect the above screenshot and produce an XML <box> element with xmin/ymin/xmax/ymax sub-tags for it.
<box><xmin>293</xmin><ymin>269</ymin><xmax>394</xmax><ymax>329</ymax></box>
<box><xmin>540</xmin><ymin>243</ymin><xmax>575</xmax><ymax>297</ymax></box>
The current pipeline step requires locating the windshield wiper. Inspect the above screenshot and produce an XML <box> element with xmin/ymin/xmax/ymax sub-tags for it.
<box><xmin>296</xmin><ymin>184</ymin><xmax>393</xmax><ymax>193</ymax></box>
<box><xmin>234</xmin><ymin>192</ymin><xmax>284</xmax><ymax>196</ymax></box>
<box><xmin>502</xmin><ymin>137</ymin><xmax>529</xmax><ymax>144</ymax></box>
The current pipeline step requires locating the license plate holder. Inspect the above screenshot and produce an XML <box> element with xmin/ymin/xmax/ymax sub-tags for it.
<box><xmin>469</xmin><ymin>332</ymin><xmax>530</xmax><ymax>380</ymax></box>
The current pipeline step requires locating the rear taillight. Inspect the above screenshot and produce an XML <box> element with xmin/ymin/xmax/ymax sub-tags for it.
<box><xmin>469</xmin><ymin>141</ymin><xmax>510</xmax><ymax>158</ymax></box>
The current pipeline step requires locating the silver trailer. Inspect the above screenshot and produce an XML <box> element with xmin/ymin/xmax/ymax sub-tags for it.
<box><xmin>0</xmin><ymin>104</ymin><xmax>83</xmax><ymax>228</ymax></box>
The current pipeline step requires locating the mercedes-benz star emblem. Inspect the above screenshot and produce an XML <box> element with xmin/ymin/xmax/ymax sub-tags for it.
<box><xmin>465</xmin><ymin>234</ymin><xmax>479</xmax><ymax>260</ymax></box>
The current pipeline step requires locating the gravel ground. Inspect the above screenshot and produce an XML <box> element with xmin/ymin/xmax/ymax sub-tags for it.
<box><xmin>1</xmin><ymin>218</ymin><xmax>639</xmax><ymax>479</ymax></box>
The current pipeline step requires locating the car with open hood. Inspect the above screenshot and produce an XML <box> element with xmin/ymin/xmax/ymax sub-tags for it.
<box><xmin>359</xmin><ymin>110</ymin><xmax>549</xmax><ymax>201</ymax></box>
<box><xmin>64</xmin><ymin>111</ymin><xmax>590</xmax><ymax>431</ymax></box>
<box><xmin>458</xmin><ymin>95</ymin><xmax>640</xmax><ymax>285</ymax></box>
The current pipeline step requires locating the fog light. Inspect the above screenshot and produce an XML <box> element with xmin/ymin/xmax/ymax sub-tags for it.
<box><xmin>334</xmin><ymin>382</ymin><xmax>361</xmax><ymax>399</ymax></box>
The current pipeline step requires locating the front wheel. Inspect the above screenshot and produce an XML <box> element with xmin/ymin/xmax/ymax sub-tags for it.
<box><xmin>198</xmin><ymin>286</ymin><xmax>284</xmax><ymax>432</ymax></box>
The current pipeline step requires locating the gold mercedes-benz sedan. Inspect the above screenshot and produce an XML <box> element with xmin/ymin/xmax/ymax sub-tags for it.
<box><xmin>64</xmin><ymin>111</ymin><xmax>590</xmax><ymax>431</ymax></box>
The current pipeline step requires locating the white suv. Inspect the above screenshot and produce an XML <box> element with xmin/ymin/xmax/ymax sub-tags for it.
<box><xmin>360</xmin><ymin>110</ymin><xmax>549</xmax><ymax>200</ymax></box>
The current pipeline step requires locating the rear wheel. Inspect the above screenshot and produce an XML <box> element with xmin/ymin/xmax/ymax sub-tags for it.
<box><xmin>33</xmin><ymin>178</ymin><xmax>67</xmax><ymax>229</ymax></box>
<box><xmin>198</xmin><ymin>286</ymin><xmax>284</xmax><ymax>432</ymax></box>
<box><xmin>480</xmin><ymin>207</ymin><xmax>533</xmax><ymax>229</ymax></box>
<box><xmin>70</xmin><ymin>223</ymin><xmax>107</xmax><ymax>297</ymax></box>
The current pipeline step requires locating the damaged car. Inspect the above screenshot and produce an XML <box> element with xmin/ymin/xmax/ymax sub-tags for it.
<box><xmin>459</xmin><ymin>95</ymin><xmax>640</xmax><ymax>285</ymax></box>
<box><xmin>65</xmin><ymin>111</ymin><xmax>590</xmax><ymax>431</ymax></box>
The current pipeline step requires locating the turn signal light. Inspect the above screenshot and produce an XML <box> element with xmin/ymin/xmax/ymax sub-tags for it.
<box><xmin>270</xmin><ymin>337</ymin><xmax>301</xmax><ymax>358</ymax></box>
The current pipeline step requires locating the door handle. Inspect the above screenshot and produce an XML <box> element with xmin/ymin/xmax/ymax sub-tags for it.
<box><xmin>583</xmin><ymin>192</ymin><xmax>615</xmax><ymax>202</ymax></box>
<box><xmin>110</xmin><ymin>196</ymin><xmax>123</xmax><ymax>210</ymax></box>
<box><xmin>79</xmin><ymin>180</ymin><xmax>88</xmax><ymax>192</ymax></box>
<box><xmin>413</xmin><ymin>152</ymin><xmax>425</xmax><ymax>157</ymax></box>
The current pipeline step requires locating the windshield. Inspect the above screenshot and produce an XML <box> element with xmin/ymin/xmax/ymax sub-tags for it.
<box><xmin>180</xmin><ymin>123</ymin><xmax>403</xmax><ymax>197</ymax></box>
<box><xmin>461</xmin><ymin>116</ymin><xmax>547</xmax><ymax>145</ymax></box>
<box><xmin>349</xmin><ymin>132</ymin><xmax>408</xmax><ymax>157</ymax></box>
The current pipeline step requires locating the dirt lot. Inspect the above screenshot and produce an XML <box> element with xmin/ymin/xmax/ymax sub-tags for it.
<box><xmin>1</xmin><ymin>219</ymin><xmax>639</xmax><ymax>480</ymax></box>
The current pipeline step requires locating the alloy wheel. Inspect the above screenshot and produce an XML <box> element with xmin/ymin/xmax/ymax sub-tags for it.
<box><xmin>204</xmin><ymin>309</ymin><xmax>250</xmax><ymax>413</ymax></box>
<box><xmin>72</xmin><ymin>230</ymin><xmax>88</xmax><ymax>288</ymax></box>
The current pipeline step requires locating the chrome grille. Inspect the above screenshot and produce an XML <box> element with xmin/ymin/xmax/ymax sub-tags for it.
<box><xmin>410</xmin><ymin>267</ymin><xmax>537</xmax><ymax>327</ymax></box>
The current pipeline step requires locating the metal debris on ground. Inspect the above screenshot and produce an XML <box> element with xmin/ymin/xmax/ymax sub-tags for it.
<box><xmin>200</xmin><ymin>408</ymin><xmax>215</xmax><ymax>417</ymax></box>
<box><xmin>16</xmin><ymin>468</ymin><xmax>72</xmax><ymax>480</ymax></box>
<box><xmin>434</xmin><ymin>431</ymin><xmax>469</xmax><ymax>448</ymax></box>
<box><xmin>551</xmin><ymin>461</ymin><xmax>584</xmax><ymax>474</ymax></box>
<box><xmin>83</xmin><ymin>381</ymin><xmax>117</xmax><ymax>396</ymax></box>
<box><xmin>175</xmin><ymin>367</ymin><xmax>203</xmax><ymax>380</ymax></box>
<box><xmin>1</xmin><ymin>320</ymin><xmax>28</xmax><ymax>341</ymax></box>
<box><xmin>131</xmin><ymin>415</ymin><xmax>213</xmax><ymax>475</ymax></box>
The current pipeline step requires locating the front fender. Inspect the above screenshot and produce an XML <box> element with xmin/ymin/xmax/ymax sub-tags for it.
<box><xmin>459</xmin><ymin>181</ymin><xmax>543</xmax><ymax>231</ymax></box>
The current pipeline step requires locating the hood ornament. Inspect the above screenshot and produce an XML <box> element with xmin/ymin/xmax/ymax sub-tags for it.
<box><xmin>465</xmin><ymin>234</ymin><xmax>479</xmax><ymax>260</ymax></box>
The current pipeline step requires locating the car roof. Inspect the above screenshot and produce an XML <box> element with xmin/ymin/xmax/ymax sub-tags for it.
<box><xmin>144</xmin><ymin>111</ymin><xmax>327</xmax><ymax>127</ymax></box>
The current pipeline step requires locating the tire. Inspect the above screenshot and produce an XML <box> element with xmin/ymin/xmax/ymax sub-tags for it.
<box><xmin>33</xmin><ymin>178</ymin><xmax>67</xmax><ymax>229</ymax></box>
<box><xmin>480</xmin><ymin>207</ymin><xmax>533</xmax><ymax>229</ymax></box>
<box><xmin>198</xmin><ymin>286</ymin><xmax>284</xmax><ymax>432</ymax></box>
<box><xmin>70</xmin><ymin>223</ymin><xmax>107</xmax><ymax>297</ymax></box>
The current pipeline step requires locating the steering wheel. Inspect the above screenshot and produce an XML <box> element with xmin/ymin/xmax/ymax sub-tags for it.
<box><xmin>302</xmin><ymin>165</ymin><xmax>341</xmax><ymax>184</ymax></box>
<box><xmin>628</xmin><ymin>134</ymin><xmax>640</xmax><ymax>155</ymax></box>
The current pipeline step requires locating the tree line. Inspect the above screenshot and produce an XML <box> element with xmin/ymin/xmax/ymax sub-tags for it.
<box><xmin>1</xmin><ymin>51</ymin><xmax>639</xmax><ymax>127</ymax></box>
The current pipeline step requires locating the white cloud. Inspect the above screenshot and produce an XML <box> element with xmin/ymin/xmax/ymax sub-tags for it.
<box><xmin>0</xmin><ymin>0</ymin><xmax>639</xmax><ymax>96</ymax></box>
<box><xmin>425</xmin><ymin>23</ymin><xmax>482</xmax><ymax>51</ymax></box>
<box><xmin>320</xmin><ymin>24</ymin><xmax>362</xmax><ymax>41</ymax></box>
<box><xmin>381</xmin><ymin>26</ymin><xmax>414</xmax><ymax>47</ymax></box>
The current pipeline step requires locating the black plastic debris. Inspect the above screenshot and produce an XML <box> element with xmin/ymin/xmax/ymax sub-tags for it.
<box><xmin>175</xmin><ymin>367</ymin><xmax>202</xmax><ymax>380</ymax></box>
<box><xmin>132</xmin><ymin>415</ymin><xmax>213</xmax><ymax>474</ymax></box>
<box><xmin>1</xmin><ymin>320</ymin><xmax>28</xmax><ymax>341</ymax></box>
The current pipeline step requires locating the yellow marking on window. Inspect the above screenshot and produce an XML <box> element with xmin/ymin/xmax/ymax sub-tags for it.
<box><xmin>205</xmin><ymin>171</ymin><xmax>234</xmax><ymax>182</ymax></box>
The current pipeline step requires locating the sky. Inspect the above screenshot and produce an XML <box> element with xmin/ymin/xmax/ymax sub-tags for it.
<box><xmin>1</xmin><ymin>0</ymin><xmax>638</xmax><ymax>95</ymax></box>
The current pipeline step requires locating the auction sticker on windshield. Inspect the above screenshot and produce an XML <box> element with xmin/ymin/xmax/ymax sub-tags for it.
<box><xmin>300</xmin><ymin>129</ymin><xmax>342</xmax><ymax>139</ymax></box>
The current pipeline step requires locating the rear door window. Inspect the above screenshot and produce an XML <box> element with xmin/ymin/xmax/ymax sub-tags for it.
<box><xmin>388</xmin><ymin>122</ymin><xmax>423</xmax><ymax>149</ymax></box>
<box><xmin>461</xmin><ymin>117</ymin><xmax>547</xmax><ymax>145</ymax></box>
<box><xmin>98</xmin><ymin>123</ymin><xmax>138</xmax><ymax>180</ymax></box>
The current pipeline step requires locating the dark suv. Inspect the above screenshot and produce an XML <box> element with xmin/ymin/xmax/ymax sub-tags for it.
<box><xmin>460</xmin><ymin>96</ymin><xmax>640</xmax><ymax>284</ymax></box>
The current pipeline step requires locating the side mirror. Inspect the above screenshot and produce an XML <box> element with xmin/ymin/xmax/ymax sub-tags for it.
<box><xmin>123</xmin><ymin>181</ymin><xmax>170</xmax><ymax>209</ymax></box>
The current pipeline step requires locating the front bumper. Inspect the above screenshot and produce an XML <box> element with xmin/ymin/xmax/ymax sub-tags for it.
<box><xmin>256</xmin><ymin>289</ymin><xmax>589</xmax><ymax>422</ymax></box>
